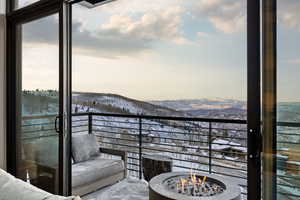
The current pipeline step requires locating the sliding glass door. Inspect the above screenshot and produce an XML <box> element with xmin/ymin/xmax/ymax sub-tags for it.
<box><xmin>6</xmin><ymin>0</ymin><xmax>72</xmax><ymax>196</ymax></box>
<box><xmin>17</xmin><ymin>14</ymin><xmax>60</xmax><ymax>194</ymax></box>
<box><xmin>276</xmin><ymin>0</ymin><xmax>300</xmax><ymax>199</ymax></box>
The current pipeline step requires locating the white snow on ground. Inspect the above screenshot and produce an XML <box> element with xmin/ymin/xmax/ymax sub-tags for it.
<box><xmin>22</xmin><ymin>92</ymin><xmax>299</xmax><ymax>199</ymax></box>
<box><xmin>212</xmin><ymin>139</ymin><xmax>247</xmax><ymax>152</ymax></box>
<box><xmin>71</xmin><ymin>102</ymin><xmax>248</xmax><ymax>190</ymax></box>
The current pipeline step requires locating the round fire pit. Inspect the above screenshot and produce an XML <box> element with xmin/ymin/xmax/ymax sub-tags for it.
<box><xmin>149</xmin><ymin>172</ymin><xmax>241</xmax><ymax>200</ymax></box>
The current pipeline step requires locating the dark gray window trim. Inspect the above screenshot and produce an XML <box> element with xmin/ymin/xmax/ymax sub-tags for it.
<box><xmin>6</xmin><ymin>0</ymin><xmax>66</xmax><ymax>14</ymax></box>
<box><xmin>247</xmin><ymin>0</ymin><xmax>262</xmax><ymax>199</ymax></box>
<box><xmin>6</xmin><ymin>0</ymin><xmax>72</xmax><ymax>196</ymax></box>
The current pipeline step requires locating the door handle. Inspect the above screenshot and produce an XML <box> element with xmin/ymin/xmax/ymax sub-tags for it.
<box><xmin>55</xmin><ymin>116</ymin><xmax>60</xmax><ymax>133</ymax></box>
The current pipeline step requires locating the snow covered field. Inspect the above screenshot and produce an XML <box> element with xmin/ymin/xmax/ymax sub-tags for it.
<box><xmin>20</xmin><ymin>91</ymin><xmax>300</xmax><ymax>199</ymax></box>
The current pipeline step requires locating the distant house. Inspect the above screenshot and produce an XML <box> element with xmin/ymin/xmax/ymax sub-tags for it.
<box><xmin>278</xmin><ymin>148</ymin><xmax>300</xmax><ymax>175</ymax></box>
<box><xmin>286</xmin><ymin>161</ymin><xmax>300</xmax><ymax>175</ymax></box>
<box><xmin>212</xmin><ymin>139</ymin><xmax>247</xmax><ymax>159</ymax></box>
<box><xmin>142</xmin><ymin>133</ymin><xmax>158</xmax><ymax>143</ymax></box>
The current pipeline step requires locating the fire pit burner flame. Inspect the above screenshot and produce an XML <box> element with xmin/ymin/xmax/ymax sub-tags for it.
<box><xmin>149</xmin><ymin>172</ymin><xmax>241</xmax><ymax>200</ymax></box>
<box><xmin>164</xmin><ymin>171</ymin><xmax>225</xmax><ymax>197</ymax></box>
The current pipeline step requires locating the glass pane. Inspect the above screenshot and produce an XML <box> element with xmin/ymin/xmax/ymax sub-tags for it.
<box><xmin>72</xmin><ymin>0</ymin><xmax>247</xmax><ymax>107</ymax></box>
<box><xmin>72</xmin><ymin>0</ymin><xmax>247</xmax><ymax>198</ymax></box>
<box><xmin>0</xmin><ymin>11</ymin><xmax>5</xmax><ymax>169</ymax></box>
<box><xmin>277</xmin><ymin>0</ymin><xmax>300</xmax><ymax>199</ymax></box>
<box><xmin>16</xmin><ymin>14</ymin><xmax>60</xmax><ymax>194</ymax></box>
<box><xmin>14</xmin><ymin>0</ymin><xmax>41</xmax><ymax>10</ymax></box>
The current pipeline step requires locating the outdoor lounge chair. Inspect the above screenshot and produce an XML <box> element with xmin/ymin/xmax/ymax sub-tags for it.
<box><xmin>71</xmin><ymin>134</ymin><xmax>127</xmax><ymax>196</ymax></box>
<box><xmin>21</xmin><ymin>134</ymin><xmax>127</xmax><ymax>197</ymax></box>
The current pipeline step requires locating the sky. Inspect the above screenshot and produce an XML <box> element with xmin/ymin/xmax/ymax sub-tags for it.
<box><xmin>21</xmin><ymin>0</ymin><xmax>300</xmax><ymax>102</ymax></box>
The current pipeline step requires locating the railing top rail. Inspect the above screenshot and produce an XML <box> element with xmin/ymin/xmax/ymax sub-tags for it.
<box><xmin>22</xmin><ymin>112</ymin><xmax>300</xmax><ymax>127</ymax></box>
<box><xmin>22</xmin><ymin>114</ymin><xmax>57</xmax><ymax>120</ymax></box>
<box><xmin>72</xmin><ymin>112</ymin><xmax>247</xmax><ymax>124</ymax></box>
<box><xmin>73</xmin><ymin>112</ymin><xmax>300</xmax><ymax>127</ymax></box>
<box><xmin>277</xmin><ymin>121</ymin><xmax>300</xmax><ymax>127</ymax></box>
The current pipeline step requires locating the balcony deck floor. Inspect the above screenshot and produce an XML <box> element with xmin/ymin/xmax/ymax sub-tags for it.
<box><xmin>82</xmin><ymin>177</ymin><xmax>149</xmax><ymax>200</ymax></box>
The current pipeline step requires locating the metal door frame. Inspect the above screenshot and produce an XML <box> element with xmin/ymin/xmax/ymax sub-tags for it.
<box><xmin>6</xmin><ymin>0</ymin><xmax>72</xmax><ymax>195</ymax></box>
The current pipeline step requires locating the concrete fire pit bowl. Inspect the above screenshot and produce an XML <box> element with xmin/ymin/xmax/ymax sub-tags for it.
<box><xmin>149</xmin><ymin>172</ymin><xmax>241</xmax><ymax>200</ymax></box>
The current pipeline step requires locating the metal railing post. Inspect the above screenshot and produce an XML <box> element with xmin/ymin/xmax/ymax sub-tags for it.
<box><xmin>208</xmin><ymin>122</ymin><xmax>212</xmax><ymax>174</ymax></box>
<box><xmin>88</xmin><ymin>113</ymin><xmax>92</xmax><ymax>134</ymax></box>
<box><xmin>139</xmin><ymin>117</ymin><xmax>142</xmax><ymax>179</ymax></box>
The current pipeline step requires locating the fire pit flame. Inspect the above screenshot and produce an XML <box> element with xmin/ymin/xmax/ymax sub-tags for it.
<box><xmin>177</xmin><ymin>170</ymin><xmax>209</xmax><ymax>194</ymax></box>
<box><xmin>149</xmin><ymin>172</ymin><xmax>241</xmax><ymax>200</ymax></box>
<box><xmin>164</xmin><ymin>172</ymin><xmax>225</xmax><ymax>197</ymax></box>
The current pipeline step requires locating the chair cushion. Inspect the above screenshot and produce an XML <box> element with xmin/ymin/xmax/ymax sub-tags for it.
<box><xmin>72</xmin><ymin>134</ymin><xmax>100</xmax><ymax>163</ymax></box>
<box><xmin>72</xmin><ymin>156</ymin><xmax>124</xmax><ymax>188</ymax></box>
<box><xmin>0</xmin><ymin>168</ymin><xmax>80</xmax><ymax>200</ymax></box>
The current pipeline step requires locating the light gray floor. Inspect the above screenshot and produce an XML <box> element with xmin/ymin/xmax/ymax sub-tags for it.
<box><xmin>82</xmin><ymin>177</ymin><xmax>149</xmax><ymax>200</ymax></box>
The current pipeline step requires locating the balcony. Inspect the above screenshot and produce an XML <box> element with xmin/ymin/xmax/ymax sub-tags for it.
<box><xmin>21</xmin><ymin>113</ymin><xmax>300</xmax><ymax>199</ymax></box>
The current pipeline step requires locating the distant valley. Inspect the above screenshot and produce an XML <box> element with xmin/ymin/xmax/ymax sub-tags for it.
<box><xmin>22</xmin><ymin>90</ymin><xmax>300</xmax><ymax>123</ymax></box>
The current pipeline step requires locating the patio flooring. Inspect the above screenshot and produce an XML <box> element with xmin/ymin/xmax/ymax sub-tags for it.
<box><xmin>82</xmin><ymin>177</ymin><xmax>149</xmax><ymax>200</ymax></box>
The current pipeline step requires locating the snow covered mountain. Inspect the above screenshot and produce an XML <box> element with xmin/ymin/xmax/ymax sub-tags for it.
<box><xmin>72</xmin><ymin>92</ymin><xmax>187</xmax><ymax>117</ymax></box>
<box><xmin>150</xmin><ymin>99</ymin><xmax>246</xmax><ymax>119</ymax></box>
<box><xmin>150</xmin><ymin>98</ymin><xmax>246</xmax><ymax>111</ymax></box>
<box><xmin>22</xmin><ymin>90</ymin><xmax>246</xmax><ymax>120</ymax></box>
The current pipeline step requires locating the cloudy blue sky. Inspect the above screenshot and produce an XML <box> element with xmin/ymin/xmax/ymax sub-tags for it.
<box><xmin>21</xmin><ymin>0</ymin><xmax>300</xmax><ymax>101</ymax></box>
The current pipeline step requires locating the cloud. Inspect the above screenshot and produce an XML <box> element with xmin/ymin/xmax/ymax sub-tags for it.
<box><xmin>23</xmin><ymin>16</ymin><xmax>59</xmax><ymax>44</ymax></box>
<box><xmin>197</xmin><ymin>32</ymin><xmax>210</xmax><ymax>39</ymax></box>
<box><xmin>23</xmin><ymin>7</ymin><xmax>186</xmax><ymax>58</ymax></box>
<box><xmin>100</xmin><ymin>7</ymin><xmax>186</xmax><ymax>44</ymax></box>
<box><xmin>92</xmin><ymin>0</ymin><xmax>184</xmax><ymax>16</ymax></box>
<box><xmin>287</xmin><ymin>59</ymin><xmax>300</xmax><ymax>65</ymax></box>
<box><xmin>195</xmin><ymin>0</ymin><xmax>246</xmax><ymax>34</ymax></box>
<box><xmin>278</xmin><ymin>1</ymin><xmax>300</xmax><ymax>31</ymax></box>
<box><xmin>71</xmin><ymin>20</ymin><xmax>151</xmax><ymax>58</ymax></box>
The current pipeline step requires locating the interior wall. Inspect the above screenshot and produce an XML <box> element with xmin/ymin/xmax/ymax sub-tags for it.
<box><xmin>0</xmin><ymin>0</ymin><xmax>5</xmax><ymax>14</ymax></box>
<box><xmin>0</xmin><ymin>0</ymin><xmax>6</xmax><ymax>170</ymax></box>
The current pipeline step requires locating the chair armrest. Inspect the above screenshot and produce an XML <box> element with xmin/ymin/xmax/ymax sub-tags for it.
<box><xmin>99</xmin><ymin>147</ymin><xmax>127</xmax><ymax>163</ymax></box>
<box><xmin>99</xmin><ymin>147</ymin><xmax>127</xmax><ymax>176</ymax></box>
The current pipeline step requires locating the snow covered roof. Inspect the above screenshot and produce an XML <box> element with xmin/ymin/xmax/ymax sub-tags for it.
<box><xmin>212</xmin><ymin>139</ymin><xmax>246</xmax><ymax>152</ymax></box>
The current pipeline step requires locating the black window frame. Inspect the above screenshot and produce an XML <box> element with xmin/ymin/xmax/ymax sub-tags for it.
<box><xmin>6</xmin><ymin>0</ymin><xmax>72</xmax><ymax>196</ymax></box>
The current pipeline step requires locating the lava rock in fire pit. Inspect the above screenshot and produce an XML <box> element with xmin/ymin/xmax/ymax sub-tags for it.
<box><xmin>149</xmin><ymin>172</ymin><xmax>241</xmax><ymax>200</ymax></box>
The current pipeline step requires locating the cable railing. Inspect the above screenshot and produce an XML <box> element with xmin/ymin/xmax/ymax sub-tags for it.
<box><xmin>21</xmin><ymin>112</ymin><xmax>300</xmax><ymax>199</ymax></box>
